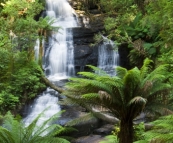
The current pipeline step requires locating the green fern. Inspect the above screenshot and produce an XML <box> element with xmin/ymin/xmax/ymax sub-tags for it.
<box><xmin>0</xmin><ymin>111</ymin><xmax>71</xmax><ymax>143</ymax></box>
<box><xmin>65</xmin><ymin>113</ymin><xmax>96</xmax><ymax>127</ymax></box>
<box><xmin>136</xmin><ymin>115</ymin><xmax>173</xmax><ymax>143</ymax></box>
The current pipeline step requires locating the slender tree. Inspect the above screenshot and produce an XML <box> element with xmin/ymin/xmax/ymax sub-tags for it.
<box><xmin>62</xmin><ymin>58</ymin><xmax>172</xmax><ymax>143</ymax></box>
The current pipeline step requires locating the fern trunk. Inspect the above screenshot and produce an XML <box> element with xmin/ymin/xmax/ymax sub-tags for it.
<box><xmin>118</xmin><ymin>118</ymin><xmax>133</xmax><ymax>143</ymax></box>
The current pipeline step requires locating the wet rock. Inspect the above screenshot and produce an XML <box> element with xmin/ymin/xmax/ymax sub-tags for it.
<box><xmin>74</xmin><ymin>45</ymin><xmax>98</xmax><ymax>73</ymax></box>
<box><xmin>72</xmin><ymin>27</ymin><xmax>97</xmax><ymax>41</ymax></box>
<box><xmin>93</xmin><ymin>124</ymin><xmax>114</xmax><ymax>135</ymax></box>
<box><xmin>71</xmin><ymin>27</ymin><xmax>99</xmax><ymax>73</ymax></box>
<box><xmin>57</xmin><ymin>105</ymin><xmax>101</xmax><ymax>137</ymax></box>
<box><xmin>118</xmin><ymin>43</ymin><xmax>131</xmax><ymax>69</ymax></box>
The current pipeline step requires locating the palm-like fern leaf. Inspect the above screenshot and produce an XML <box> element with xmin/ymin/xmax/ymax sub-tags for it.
<box><xmin>140</xmin><ymin>58</ymin><xmax>153</xmax><ymax>79</ymax></box>
<box><xmin>0</xmin><ymin>111</ymin><xmax>70</xmax><ymax>143</ymax></box>
<box><xmin>0</xmin><ymin>127</ymin><xmax>15</xmax><ymax>143</ymax></box>
<box><xmin>86</xmin><ymin>65</ymin><xmax>107</xmax><ymax>75</ymax></box>
<box><xmin>116</xmin><ymin>66</ymin><xmax>127</xmax><ymax>78</ymax></box>
<box><xmin>65</xmin><ymin>113</ymin><xmax>96</xmax><ymax>127</ymax></box>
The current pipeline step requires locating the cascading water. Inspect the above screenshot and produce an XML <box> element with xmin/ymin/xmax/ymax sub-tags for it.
<box><xmin>23</xmin><ymin>0</ymin><xmax>78</xmax><ymax>127</ymax></box>
<box><xmin>98</xmin><ymin>36</ymin><xmax>119</xmax><ymax>75</ymax></box>
<box><xmin>44</xmin><ymin>0</ymin><xmax>77</xmax><ymax>81</ymax></box>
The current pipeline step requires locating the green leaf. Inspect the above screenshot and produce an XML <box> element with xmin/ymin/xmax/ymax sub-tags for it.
<box><xmin>143</xmin><ymin>43</ymin><xmax>153</xmax><ymax>50</ymax></box>
<box><xmin>148</xmin><ymin>48</ymin><xmax>156</xmax><ymax>55</ymax></box>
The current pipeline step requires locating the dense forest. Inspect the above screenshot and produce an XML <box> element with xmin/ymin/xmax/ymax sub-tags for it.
<box><xmin>0</xmin><ymin>0</ymin><xmax>173</xmax><ymax>143</ymax></box>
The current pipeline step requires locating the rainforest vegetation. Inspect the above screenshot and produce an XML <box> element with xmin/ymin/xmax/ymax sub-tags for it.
<box><xmin>1</xmin><ymin>0</ymin><xmax>173</xmax><ymax>143</ymax></box>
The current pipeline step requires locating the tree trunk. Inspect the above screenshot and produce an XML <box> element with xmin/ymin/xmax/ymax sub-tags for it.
<box><xmin>41</xmin><ymin>76</ymin><xmax>64</xmax><ymax>93</ymax></box>
<box><xmin>118</xmin><ymin>118</ymin><xmax>133</xmax><ymax>143</ymax></box>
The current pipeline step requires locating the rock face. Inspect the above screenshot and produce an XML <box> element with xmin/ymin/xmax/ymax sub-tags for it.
<box><xmin>72</xmin><ymin>27</ymin><xmax>99</xmax><ymax>74</ymax></box>
<box><xmin>67</xmin><ymin>0</ymin><xmax>130</xmax><ymax>74</ymax></box>
<box><xmin>118</xmin><ymin>43</ymin><xmax>131</xmax><ymax>69</ymax></box>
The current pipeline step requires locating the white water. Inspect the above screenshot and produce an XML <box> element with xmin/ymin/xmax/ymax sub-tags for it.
<box><xmin>24</xmin><ymin>0</ymin><xmax>77</xmax><ymax>128</ymax></box>
<box><xmin>45</xmin><ymin>0</ymin><xmax>77</xmax><ymax>81</ymax></box>
<box><xmin>24</xmin><ymin>88</ymin><xmax>60</xmax><ymax>127</ymax></box>
<box><xmin>98</xmin><ymin>36</ymin><xmax>119</xmax><ymax>75</ymax></box>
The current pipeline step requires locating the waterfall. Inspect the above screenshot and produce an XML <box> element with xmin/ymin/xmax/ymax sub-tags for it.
<box><xmin>44</xmin><ymin>0</ymin><xmax>77</xmax><ymax>81</ymax></box>
<box><xmin>23</xmin><ymin>0</ymin><xmax>77</xmax><ymax>127</ymax></box>
<box><xmin>98</xmin><ymin>36</ymin><xmax>119</xmax><ymax>75</ymax></box>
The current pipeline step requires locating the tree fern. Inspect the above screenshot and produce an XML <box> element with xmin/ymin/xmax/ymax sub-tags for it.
<box><xmin>61</xmin><ymin>58</ymin><xmax>172</xmax><ymax>143</ymax></box>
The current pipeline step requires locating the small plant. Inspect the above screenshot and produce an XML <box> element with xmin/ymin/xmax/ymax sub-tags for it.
<box><xmin>133</xmin><ymin>122</ymin><xmax>145</xmax><ymax>141</ymax></box>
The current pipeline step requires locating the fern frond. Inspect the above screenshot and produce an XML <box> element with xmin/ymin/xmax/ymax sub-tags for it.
<box><xmin>77</xmin><ymin>71</ymin><xmax>100</xmax><ymax>79</ymax></box>
<box><xmin>53</xmin><ymin>126</ymin><xmax>77</xmax><ymax>136</ymax></box>
<box><xmin>65</xmin><ymin>113</ymin><xmax>96</xmax><ymax>126</ymax></box>
<box><xmin>32</xmin><ymin>110</ymin><xmax>64</xmax><ymax>137</ymax></box>
<box><xmin>66</xmin><ymin>78</ymin><xmax>114</xmax><ymax>96</ymax></box>
<box><xmin>144</xmin><ymin>64</ymin><xmax>170</xmax><ymax>83</ymax></box>
<box><xmin>82</xmin><ymin>93</ymin><xmax>99</xmax><ymax>100</ymax></box>
<box><xmin>116</xmin><ymin>66</ymin><xmax>127</xmax><ymax>78</ymax></box>
<box><xmin>139</xmin><ymin>115</ymin><xmax>173</xmax><ymax>142</ymax></box>
<box><xmin>86</xmin><ymin>65</ymin><xmax>107</xmax><ymax>75</ymax></box>
<box><xmin>140</xmin><ymin>58</ymin><xmax>153</xmax><ymax>79</ymax></box>
<box><xmin>148</xmin><ymin>83</ymin><xmax>171</xmax><ymax>98</ymax></box>
<box><xmin>123</xmin><ymin>67</ymin><xmax>141</xmax><ymax>99</ymax></box>
<box><xmin>0</xmin><ymin>127</ymin><xmax>15</xmax><ymax>143</ymax></box>
<box><xmin>128</xmin><ymin>96</ymin><xmax>147</xmax><ymax>106</ymax></box>
<box><xmin>36</xmin><ymin>137</ymin><xmax>70</xmax><ymax>143</ymax></box>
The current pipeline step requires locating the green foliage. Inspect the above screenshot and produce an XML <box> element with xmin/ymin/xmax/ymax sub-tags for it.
<box><xmin>135</xmin><ymin>115</ymin><xmax>173</xmax><ymax>143</ymax></box>
<box><xmin>100</xmin><ymin>122</ymin><xmax>145</xmax><ymax>143</ymax></box>
<box><xmin>0</xmin><ymin>0</ymin><xmax>57</xmax><ymax>114</ymax></box>
<box><xmin>0</xmin><ymin>91</ymin><xmax>19</xmax><ymax>112</ymax></box>
<box><xmin>100</xmin><ymin>135</ymin><xmax>118</xmax><ymax>143</ymax></box>
<box><xmin>133</xmin><ymin>122</ymin><xmax>145</xmax><ymax>141</ymax></box>
<box><xmin>65</xmin><ymin>112</ymin><xmax>96</xmax><ymax>127</ymax></box>
<box><xmin>0</xmin><ymin>111</ymin><xmax>71</xmax><ymax>143</ymax></box>
<box><xmin>111</xmin><ymin>125</ymin><xmax>120</xmax><ymax>136</ymax></box>
<box><xmin>98</xmin><ymin>0</ymin><xmax>173</xmax><ymax>67</ymax></box>
<box><xmin>0</xmin><ymin>49</ymin><xmax>46</xmax><ymax>113</ymax></box>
